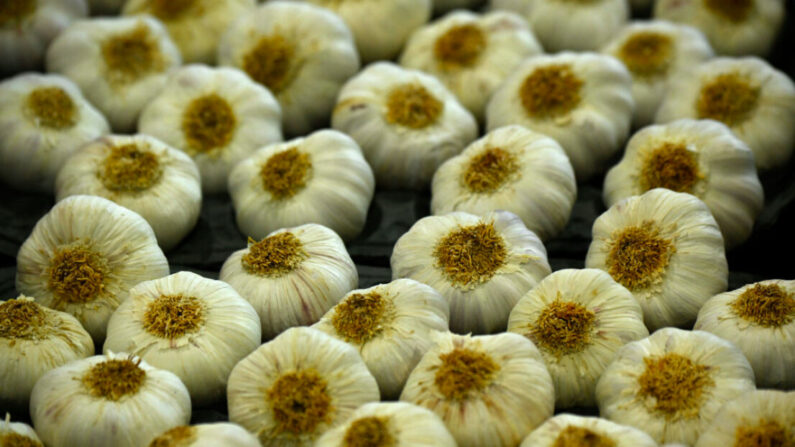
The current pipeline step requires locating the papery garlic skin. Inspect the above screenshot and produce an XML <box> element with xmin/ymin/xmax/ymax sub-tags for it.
<box><xmin>0</xmin><ymin>73</ymin><xmax>110</xmax><ymax>193</ymax></box>
<box><xmin>655</xmin><ymin>57</ymin><xmax>795</xmax><ymax>171</ymax></box>
<box><xmin>333</xmin><ymin>62</ymin><xmax>478</xmax><ymax>190</ymax></box>
<box><xmin>431</xmin><ymin>125</ymin><xmax>576</xmax><ymax>241</ymax></box>
<box><xmin>147</xmin><ymin>423</ymin><xmax>261</xmax><ymax>447</ymax></box>
<box><xmin>0</xmin><ymin>417</ymin><xmax>42</xmax><ymax>446</ymax></box>
<box><xmin>46</xmin><ymin>16</ymin><xmax>182</xmax><ymax>132</ymax></box>
<box><xmin>312</xmin><ymin>279</ymin><xmax>450</xmax><ymax>399</ymax></box>
<box><xmin>16</xmin><ymin>195</ymin><xmax>170</xmax><ymax>343</ymax></box>
<box><xmin>486</xmin><ymin>52</ymin><xmax>634</xmax><ymax>181</ymax></box>
<box><xmin>30</xmin><ymin>352</ymin><xmax>191</xmax><ymax>447</ymax></box>
<box><xmin>218</xmin><ymin>1</ymin><xmax>359</xmax><ymax>137</ymax></box>
<box><xmin>400</xmin><ymin>10</ymin><xmax>543</xmax><ymax>121</ymax></box>
<box><xmin>603</xmin><ymin>119</ymin><xmax>763</xmax><ymax>248</ymax></box>
<box><xmin>694</xmin><ymin>390</ymin><xmax>794</xmax><ymax>447</ymax></box>
<box><xmin>520</xmin><ymin>414</ymin><xmax>658</xmax><ymax>447</ymax></box>
<box><xmin>507</xmin><ymin>269</ymin><xmax>649</xmax><ymax>409</ymax></box>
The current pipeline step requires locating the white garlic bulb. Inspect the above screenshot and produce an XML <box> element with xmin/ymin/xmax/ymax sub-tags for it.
<box><xmin>146</xmin><ymin>423</ymin><xmax>261</xmax><ymax>447</ymax></box>
<box><xmin>431</xmin><ymin>125</ymin><xmax>576</xmax><ymax>241</ymax></box>
<box><xmin>0</xmin><ymin>73</ymin><xmax>110</xmax><ymax>193</ymax></box>
<box><xmin>433</xmin><ymin>0</ymin><xmax>485</xmax><ymax>14</ymax></box>
<box><xmin>46</xmin><ymin>16</ymin><xmax>181</xmax><ymax>133</ymax></box>
<box><xmin>30</xmin><ymin>352</ymin><xmax>191</xmax><ymax>447</ymax></box>
<box><xmin>400</xmin><ymin>331</ymin><xmax>555</xmax><ymax>447</ymax></box>
<box><xmin>392</xmin><ymin>210</ymin><xmax>550</xmax><ymax>334</ymax></box>
<box><xmin>655</xmin><ymin>57</ymin><xmax>795</xmax><ymax>171</ymax></box>
<box><xmin>400</xmin><ymin>10</ymin><xmax>543</xmax><ymax>121</ymax></box>
<box><xmin>16</xmin><ymin>195</ymin><xmax>170</xmax><ymax>343</ymax></box>
<box><xmin>486</xmin><ymin>52</ymin><xmax>634</xmax><ymax>181</ymax></box>
<box><xmin>603</xmin><ymin>119</ymin><xmax>764</xmax><ymax>248</ymax></box>
<box><xmin>595</xmin><ymin>328</ymin><xmax>756</xmax><ymax>445</ymax></box>
<box><xmin>694</xmin><ymin>280</ymin><xmax>795</xmax><ymax>389</ymax></box>
<box><xmin>227</xmin><ymin>327</ymin><xmax>380</xmax><ymax>447</ymax></box>
<box><xmin>507</xmin><ymin>269</ymin><xmax>649</xmax><ymax>409</ymax></box>
<box><xmin>601</xmin><ymin>21</ymin><xmax>714</xmax><ymax>128</ymax></box>
<box><xmin>332</xmin><ymin>62</ymin><xmax>478</xmax><ymax>190</ymax></box>
<box><xmin>55</xmin><ymin>134</ymin><xmax>202</xmax><ymax>252</ymax></box>
<box><xmin>315</xmin><ymin>402</ymin><xmax>457</xmax><ymax>447</ymax></box>
<box><xmin>312</xmin><ymin>279</ymin><xmax>450</xmax><ymax>399</ymax></box>
<box><xmin>0</xmin><ymin>415</ymin><xmax>42</xmax><ymax>446</ymax></box>
<box><xmin>104</xmin><ymin>271</ymin><xmax>261</xmax><ymax>406</ymax></box>
<box><xmin>519</xmin><ymin>414</ymin><xmax>658</xmax><ymax>447</ymax></box>
<box><xmin>228</xmin><ymin>130</ymin><xmax>374</xmax><ymax>242</ymax></box>
<box><xmin>585</xmin><ymin>188</ymin><xmax>728</xmax><ymax>331</ymax></box>
<box><xmin>694</xmin><ymin>390</ymin><xmax>794</xmax><ymax>447</ymax></box>
<box><xmin>218</xmin><ymin>1</ymin><xmax>359</xmax><ymax>137</ymax></box>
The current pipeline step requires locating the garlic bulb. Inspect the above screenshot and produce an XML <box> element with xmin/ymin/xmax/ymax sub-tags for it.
<box><xmin>400</xmin><ymin>331</ymin><xmax>554</xmax><ymax>447</ymax></box>
<box><xmin>46</xmin><ymin>16</ymin><xmax>181</xmax><ymax>133</ymax></box>
<box><xmin>400</xmin><ymin>10</ymin><xmax>543</xmax><ymax>121</ymax></box>
<box><xmin>55</xmin><ymin>134</ymin><xmax>202</xmax><ymax>252</ymax></box>
<box><xmin>312</xmin><ymin>279</ymin><xmax>450</xmax><ymax>399</ymax></box>
<box><xmin>492</xmin><ymin>0</ymin><xmax>629</xmax><ymax>52</ymax></box>
<box><xmin>694</xmin><ymin>280</ymin><xmax>795</xmax><ymax>389</ymax></box>
<box><xmin>0</xmin><ymin>296</ymin><xmax>94</xmax><ymax>413</ymax></box>
<box><xmin>486</xmin><ymin>52</ymin><xmax>634</xmax><ymax>181</ymax></box>
<box><xmin>519</xmin><ymin>414</ymin><xmax>658</xmax><ymax>447</ymax></box>
<box><xmin>585</xmin><ymin>188</ymin><xmax>728</xmax><ymax>331</ymax></box>
<box><xmin>694</xmin><ymin>390</ymin><xmax>794</xmax><ymax>447</ymax></box>
<box><xmin>0</xmin><ymin>73</ymin><xmax>109</xmax><ymax>193</ymax></box>
<box><xmin>332</xmin><ymin>62</ymin><xmax>478</xmax><ymax>190</ymax></box>
<box><xmin>314</xmin><ymin>402</ymin><xmax>457</xmax><ymax>447</ymax></box>
<box><xmin>601</xmin><ymin>21</ymin><xmax>714</xmax><ymax>128</ymax></box>
<box><xmin>218</xmin><ymin>1</ymin><xmax>359</xmax><ymax>137</ymax></box>
<box><xmin>30</xmin><ymin>352</ymin><xmax>191</xmax><ymax>447</ymax></box>
<box><xmin>507</xmin><ymin>269</ymin><xmax>649</xmax><ymax>409</ymax></box>
<box><xmin>147</xmin><ymin>423</ymin><xmax>261</xmax><ymax>447</ymax></box>
<box><xmin>595</xmin><ymin>328</ymin><xmax>756</xmax><ymax>445</ymax></box>
<box><xmin>123</xmin><ymin>0</ymin><xmax>255</xmax><ymax>64</ymax></box>
<box><xmin>433</xmin><ymin>0</ymin><xmax>485</xmax><ymax>14</ymax></box>
<box><xmin>431</xmin><ymin>125</ymin><xmax>576</xmax><ymax>241</ymax></box>
<box><xmin>0</xmin><ymin>0</ymin><xmax>87</xmax><ymax>77</ymax></box>
<box><xmin>603</xmin><ymin>119</ymin><xmax>763</xmax><ymax>248</ymax></box>
<box><xmin>654</xmin><ymin>0</ymin><xmax>785</xmax><ymax>57</ymax></box>
<box><xmin>655</xmin><ymin>57</ymin><xmax>795</xmax><ymax>171</ymax></box>
<box><xmin>0</xmin><ymin>415</ymin><xmax>42</xmax><ymax>447</ymax></box>
<box><xmin>104</xmin><ymin>271</ymin><xmax>261</xmax><ymax>406</ymax></box>
<box><xmin>16</xmin><ymin>195</ymin><xmax>170</xmax><ymax>343</ymax></box>
<box><xmin>228</xmin><ymin>130</ymin><xmax>374</xmax><ymax>242</ymax></box>
<box><xmin>227</xmin><ymin>327</ymin><xmax>380</xmax><ymax>447</ymax></box>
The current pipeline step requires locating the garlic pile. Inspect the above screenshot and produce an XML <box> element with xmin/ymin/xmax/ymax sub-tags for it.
<box><xmin>507</xmin><ymin>269</ymin><xmax>649</xmax><ymax>409</ymax></box>
<box><xmin>16</xmin><ymin>195</ymin><xmax>170</xmax><ymax>342</ymax></box>
<box><xmin>55</xmin><ymin>134</ymin><xmax>202</xmax><ymax>251</ymax></box>
<box><xmin>333</xmin><ymin>62</ymin><xmax>477</xmax><ymax>190</ymax></box>
<box><xmin>312</xmin><ymin>279</ymin><xmax>450</xmax><ymax>399</ymax></box>
<box><xmin>431</xmin><ymin>125</ymin><xmax>576</xmax><ymax>241</ymax></box>
<box><xmin>0</xmin><ymin>73</ymin><xmax>109</xmax><ymax>193</ymax></box>
<box><xmin>519</xmin><ymin>414</ymin><xmax>658</xmax><ymax>447</ymax></box>
<box><xmin>0</xmin><ymin>415</ymin><xmax>42</xmax><ymax>447</ymax></box>
<box><xmin>694</xmin><ymin>390</ymin><xmax>794</xmax><ymax>447</ymax></box>
<box><xmin>392</xmin><ymin>210</ymin><xmax>551</xmax><ymax>334</ymax></box>
<box><xmin>147</xmin><ymin>423</ymin><xmax>261</xmax><ymax>447</ymax></box>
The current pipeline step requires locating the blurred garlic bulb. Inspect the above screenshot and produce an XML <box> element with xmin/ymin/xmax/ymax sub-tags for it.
<box><xmin>585</xmin><ymin>189</ymin><xmax>728</xmax><ymax>331</ymax></box>
<box><xmin>312</xmin><ymin>279</ymin><xmax>450</xmax><ymax>399</ymax></box>
<box><xmin>332</xmin><ymin>62</ymin><xmax>478</xmax><ymax>190</ymax></box>
<box><xmin>603</xmin><ymin>119</ymin><xmax>763</xmax><ymax>248</ymax></box>
<box><xmin>315</xmin><ymin>402</ymin><xmax>457</xmax><ymax>447</ymax></box>
<box><xmin>46</xmin><ymin>16</ymin><xmax>181</xmax><ymax>132</ymax></box>
<box><xmin>147</xmin><ymin>423</ymin><xmax>261</xmax><ymax>447</ymax></box>
<box><xmin>520</xmin><ymin>414</ymin><xmax>658</xmax><ymax>447</ymax></box>
<box><xmin>123</xmin><ymin>0</ymin><xmax>255</xmax><ymax>63</ymax></box>
<box><xmin>218</xmin><ymin>1</ymin><xmax>359</xmax><ymax>137</ymax></box>
<box><xmin>30</xmin><ymin>352</ymin><xmax>191</xmax><ymax>447</ymax></box>
<box><xmin>0</xmin><ymin>296</ymin><xmax>94</xmax><ymax>413</ymax></box>
<box><xmin>655</xmin><ymin>57</ymin><xmax>795</xmax><ymax>171</ymax></box>
<box><xmin>694</xmin><ymin>280</ymin><xmax>795</xmax><ymax>389</ymax></box>
<box><xmin>507</xmin><ymin>269</ymin><xmax>649</xmax><ymax>409</ymax></box>
<box><xmin>400</xmin><ymin>332</ymin><xmax>554</xmax><ymax>447</ymax></box>
<box><xmin>601</xmin><ymin>21</ymin><xmax>714</xmax><ymax>128</ymax></box>
<box><xmin>431</xmin><ymin>125</ymin><xmax>576</xmax><ymax>241</ymax></box>
<box><xmin>486</xmin><ymin>52</ymin><xmax>634</xmax><ymax>181</ymax></box>
<box><xmin>400</xmin><ymin>10</ymin><xmax>543</xmax><ymax>121</ymax></box>
<box><xmin>0</xmin><ymin>73</ymin><xmax>109</xmax><ymax>193</ymax></box>
<box><xmin>55</xmin><ymin>134</ymin><xmax>202</xmax><ymax>251</ymax></box>
<box><xmin>694</xmin><ymin>390</ymin><xmax>794</xmax><ymax>447</ymax></box>
<box><xmin>0</xmin><ymin>415</ymin><xmax>42</xmax><ymax>446</ymax></box>
<box><xmin>433</xmin><ymin>0</ymin><xmax>485</xmax><ymax>14</ymax></box>
<box><xmin>595</xmin><ymin>328</ymin><xmax>756</xmax><ymax>445</ymax></box>
<box><xmin>392</xmin><ymin>210</ymin><xmax>551</xmax><ymax>334</ymax></box>
<box><xmin>104</xmin><ymin>271</ymin><xmax>261</xmax><ymax>405</ymax></box>
<box><xmin>492</xmin><ymin>0</ymin><xmax>629</xmax><ymax>52</ymax></box>
<box><xmin>227</xmin><ymin>327</ymin><xmax>380</xmax><ymax>447</ymax></box>
<box><xmin>16</xmin><ymin>195</ymin><xmax>170</xmax><ymax>343</ymax></box>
